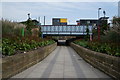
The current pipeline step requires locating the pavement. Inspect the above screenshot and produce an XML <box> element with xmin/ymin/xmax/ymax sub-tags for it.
<box><xmin>12</xmin><ymin>46</ymin><xmax>112</xmax><ymax>79</ymax></box>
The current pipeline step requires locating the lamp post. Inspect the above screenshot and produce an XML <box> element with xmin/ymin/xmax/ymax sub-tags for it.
<box><xmin>98</xmin><ymin>8</ymin><xmax>101</xmax><ymax>41</ymax></box>
<box><xmin>28</xmin><ymin>13</ymin><xmax>30</xmax><ymax>20</ymax></box>
<box><xmin>98</xmin><ymin>8</ymin><xmax>101</xmax><ymax>19</ymax></box>
<box><xmin>103</xmin><ymin>10</ymin><xmax>106</xmax><ymax>17</ymax></box>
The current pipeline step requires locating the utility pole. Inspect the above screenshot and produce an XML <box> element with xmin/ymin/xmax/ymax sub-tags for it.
<box><xmin>98</xmin><ymin>8</ymin><xmax>101</xmax><ymax>19</ymax></box>
<box><xmin>38</xmin><ymin>17</ymin><xmax>40</xmax><ymax>23</ymax></box>
<box><xmin>98</xmin><ymin>8</ymin><xmax>101</xmax><ymax>41</ymax></box>
<box><xmin>44</xmin><ymin>16</ymin><xmax>45</xmax><ymax>25</ymax></box>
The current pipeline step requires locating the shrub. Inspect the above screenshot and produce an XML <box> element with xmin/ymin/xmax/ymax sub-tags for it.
<box><xmin>2</xmin><ymin>38</ymin><xmax>15</xmax><ymax>56</ymax></box>
<box><xmin>74</xmin><ymin>40</ymin><xmax>120</xmax><ymax>57</ymax></box>
<box><xmin>101</xmin><ymin>31</ymin><xmax>120</xmax><ymax>43</ymax></box>
<box><xmin>2</xmin><ymin>37</ymin><xmax>55</xmax><ymax>56</ymax></box>
<box><xmin>2</xmin><ymin>19</ymin><xmax>55</xmax><ymax>56</ymax></box>
<box><xmin>101</xmin><ymin>17</ymin><xmax>120</xmax><ymax>43</ymax></box>
<box><xmin>2</xmin><ymin>19</ymin><xmax>26</xmax><ymax>37</ymax></box>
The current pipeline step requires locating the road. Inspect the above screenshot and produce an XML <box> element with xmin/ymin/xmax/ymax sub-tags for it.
<box><xmin>12</xmin><ymin>46</ymin><xmax>111</xmax><ymax>78</ymax></box>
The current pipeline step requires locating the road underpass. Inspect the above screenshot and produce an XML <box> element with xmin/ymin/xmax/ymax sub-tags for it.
<box><xmin>12</xmin><ymin>41</ymin><xmax>112</xmax><ymax>79</ymax></box>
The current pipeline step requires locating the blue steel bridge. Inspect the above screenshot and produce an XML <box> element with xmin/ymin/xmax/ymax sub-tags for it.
<box><xmin>41</xmin><ymin>25</ymin><xmax>93</xmax><ymax>37</ymax></box>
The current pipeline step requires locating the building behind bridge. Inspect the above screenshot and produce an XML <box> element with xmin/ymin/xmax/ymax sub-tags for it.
<box><xmin>76</xmin><ymin>19</ymin><xmax>98</xmax><ymax>26</ymax></box>
<box><xmin>52</xmin><ymin>18</ymin><xmax>67</xmax><ymax>25</ymax></box>
<box><xmin>76</xmin><ymin>18</ymin><xmax>109</xmax><ymax>27</ymax></box>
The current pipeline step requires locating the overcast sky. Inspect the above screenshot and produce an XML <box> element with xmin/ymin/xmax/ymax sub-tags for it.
<box><xmin>1</xmin><ymin>1</ymin><xmax>119</xmax><ymax>25</ymax></box>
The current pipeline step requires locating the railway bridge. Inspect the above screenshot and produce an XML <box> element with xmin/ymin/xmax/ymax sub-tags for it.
<box><xmin>41</xmin><ymin>25</ymin><xmax>93</xmax><ymax>37</ymax></box>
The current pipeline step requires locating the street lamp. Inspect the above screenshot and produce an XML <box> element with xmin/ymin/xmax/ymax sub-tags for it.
<box><xmin>98</xmin><ymin>8</ymin><xmax>101</xmax><ymax>19</ymax></box>
<box><xmin>103</xmin><ymin>10</ymin><xmax>106</xmax><ymax>17</ymax></box>
<box><xmin>28</xmin><ymin>13</ymin><xmax>30</xmax><ymax>20</ymax></box>
<box><xmin>98</xmin><ymin>8</ymin><xmax>101</xmax><ymax>41</ymax></box>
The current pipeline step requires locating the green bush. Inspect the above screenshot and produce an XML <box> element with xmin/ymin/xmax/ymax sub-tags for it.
<box><xmin>18</xmin><ymin>43</ymin><xmax>31</xmax><ymax>51</ymax></box>
<box><xmin>74</xmin><ymin>40</ymin><xmax>88</xmax><ymax>48</ymax></box>
<box><xmin>2</xmin><ymin>19</ymin><xmax>55</xmax><ymax>56</ymax></box>
<box><xmin>2</xmin><ymin>38</ymin><xmax>15</xmax><ymax>56</ymax></box>
<box><xmin>2</xmin><ymin>37</ymin><xmax>55</xmax><ymax>56</ymax></box>
<box><xmin>74</xmin><ymin>40</ymin><xmax>120</xmax><ymax>57</ymax></box>
<box><xmin>2</xmin><ymin>45</ymin><xmax>15</xmax><ymax>56</ymax></box>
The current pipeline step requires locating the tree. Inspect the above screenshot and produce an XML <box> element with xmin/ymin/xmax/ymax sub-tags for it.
<box><xmin>112</xmin><ymin>17</ymin><xmax>120</xmax><ymax>34</ymax></box>
<box><xmin>101</xmin><ymin>17</ymin><xmax>120</xmax><ymax>43</ymax></box>
<box><xmin>21</xmin><ymin>19</ymin><xmax>39</xmax><ymax>36</ymax></box>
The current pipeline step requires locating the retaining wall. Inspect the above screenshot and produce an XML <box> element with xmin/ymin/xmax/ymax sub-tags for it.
<box><xmin>70</xmin><ymin>43</ymin><xmax>120</xmax><ymax>80</ymax></box>
<box><xmin>2</xmin><ymin>43</ymin><xmax>57</xmax><ymax>79</ymax></box>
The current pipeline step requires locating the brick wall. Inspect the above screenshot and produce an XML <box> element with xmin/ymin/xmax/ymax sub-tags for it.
<box><xmin>70</xmin><ymin>43</ymin><xmax>120</xmax><ymax>80</ymax></box>
<box><xmin>2</xmin><ymin>43</ymin><xmax>57</xmax><ymax>79</ymax></box>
